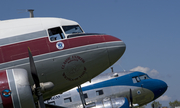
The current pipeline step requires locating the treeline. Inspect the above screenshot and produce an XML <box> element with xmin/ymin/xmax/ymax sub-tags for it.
<box><xmin>138</xmin><ymin>100</ymin><xmax>180</xmax><ymax>108</ymax></box>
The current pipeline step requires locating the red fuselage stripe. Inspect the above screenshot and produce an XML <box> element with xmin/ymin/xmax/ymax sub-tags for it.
<box><xmin>0</xmin><ymin>35</ymin><xmax>121</xmax><ymax>63</ymax></box>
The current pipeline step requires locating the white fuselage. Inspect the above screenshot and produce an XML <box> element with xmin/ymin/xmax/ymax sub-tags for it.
<box><xmin>0</xmin><ymin>17</ymin><xmax>126</xmax><ymax>101</ymax></box>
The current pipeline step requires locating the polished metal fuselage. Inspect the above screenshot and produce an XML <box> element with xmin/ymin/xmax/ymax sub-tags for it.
<box><xmin>47</xmin><ymin>72</ymin><xmax>167</xmax><ymax>108</ymax></box>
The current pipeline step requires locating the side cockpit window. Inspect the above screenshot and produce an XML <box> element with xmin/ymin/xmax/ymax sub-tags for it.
<box><xmin>132</xmin><ymin>76</ymin><xmax>140</xmax><ymax>83</ymax></box>
<box><xmin>139</xmin><ymin>75</ymin><xmax>149</xmax><ymax>80</ymax></box>
<box><xmin>48</xmin><ymin>27</ymin><xmax>65</xmax><ymax>41</ymax></box>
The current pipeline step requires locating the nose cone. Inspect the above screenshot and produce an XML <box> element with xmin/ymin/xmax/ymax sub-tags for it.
<box><xmin>104</xmin><ymin>35</ymin><xmax>126</xmax><ymax>66</ymax></box>
<box><xmin>150</xmin><ymin>79</ymin><xmax>168</xmax><ymax>100</ymax></box>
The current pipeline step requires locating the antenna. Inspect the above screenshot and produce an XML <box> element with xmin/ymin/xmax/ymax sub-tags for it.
<box><xmin>117</xmin><ymin>63</ymin><xmax>126</xmax><ymax>72</ymax></box>
<box><xmin>28</xmin><ymin>9</ymin><xmax>34</xmax><ymax>18</ymax></box>
<box><xmin>17</xmin><ymin>9</ymin><xmax>35</xmax><ymax>18</ymax></box>
<box><xmin>111</xmin><ymin>67</ymin><xmax>119</xmax><ymax>77</ymax></box>
<box><xmin>111</xmin><ymin>67</ymin><xmax>114</xmax><ymax>73</ymax></box>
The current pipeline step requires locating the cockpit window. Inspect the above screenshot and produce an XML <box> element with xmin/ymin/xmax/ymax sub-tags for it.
<box><xmin>139</xmin><ymin>75</ymin><xmax>149</xmax><ymax>80</ymax></box>
<box><xmin>132</xmin><ymin>76</ymin><xmax>140</xmax><ymax>83</ymax></box>
<box><xmin>62</xmin><ymin>25</ymin><xmax>83</xmax><ymax>35</ymax></box>
<box><xmin>132</xmin><ymin>75</ymin><xmax>149</xmax><ymax>83</ymax></box>
<box><xmin>48</xmin><ymin>27</ymin><xmax>65</xmax><ymax>41</ymax></box>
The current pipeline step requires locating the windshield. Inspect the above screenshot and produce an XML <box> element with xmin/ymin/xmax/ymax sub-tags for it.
<box><xmin>62</xmin><ymin>25</ymin><xmax>83</xmax><ymax>34</ymax></box>
<box><xmin>132</xmin><ymin>76</ymin><xmax>141</xmax><ymax>83</ymax></box>
<box><xmin>139</xmin><ymin>75</ymin><xmax>149</xmax><ymax>80</ymax></box>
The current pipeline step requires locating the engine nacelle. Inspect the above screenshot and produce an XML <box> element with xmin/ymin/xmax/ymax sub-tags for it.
<box><xmin>0</xmin><ymin>69</ymin><xmax>35</xmax><ymax>108</ymax></box>
<box><xmin>95</xmin><ymin>97</ymin><xmax>130</xmax><ymax>108</ymax></box>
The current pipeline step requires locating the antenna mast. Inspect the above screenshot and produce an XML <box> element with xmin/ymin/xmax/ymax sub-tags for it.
<box><xmin>28</xmin><ymin>9</ymin><xmax>34</xmax><ymax>18</ymax></box>
<box><xmin>111</xmin><ymin>67</ymin><xmax>114</xmax><ymax>73</ymax></box>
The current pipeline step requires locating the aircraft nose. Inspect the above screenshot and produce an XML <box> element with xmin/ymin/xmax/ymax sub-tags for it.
<box><xmin>103</xmin><ymin>35</ymin><xmax>126</xmax><ymax>66</ymax></box>
<box><xmin>151</xmin><ymin>79</ymin><xmax>168</xmax><ymax>100</ymax></box>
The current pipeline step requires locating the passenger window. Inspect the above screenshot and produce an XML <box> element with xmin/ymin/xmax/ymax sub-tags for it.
<box><xmin>47</xmin><ymin>101</ymin><xmax>55</xmax><ymax>105</ymax></box>
<box><xmin>64</xmin><ymin>97</ymin><xmax>72</xmax><ymax>103</ymax></box>
<box><xmin>96</xmin><ymin>90</ymin><xmax>104</xmax><ymax>96</ymax></box>
<box><xmin>83</xmin><ymin>93</ymin><xmax>88</xmax><ymax>99</ymax></box>
<box><xmin>132</xmin><ymin>77</ymin><xmax>141</xmax><ymax>83</ymax></box>
<box><xmin>48</xmin><ymin>27</ymin><xmax>65</xmax><ymax>41</ymax></box>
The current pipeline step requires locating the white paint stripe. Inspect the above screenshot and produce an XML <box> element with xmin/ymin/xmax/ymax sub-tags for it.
<box><xmin>0</xmin><ymin>36</ymin><xmax>47</xmax><ymax>47</ymax></box>
<box><xmin>0</xmin><ymin>31</ymin><xmax>47</xmax><ymax>47</ymax></box>
<box><xmin>0</xmin><ymin>42</ymin><xmax>124</xmax><ymax>70</ymax></box>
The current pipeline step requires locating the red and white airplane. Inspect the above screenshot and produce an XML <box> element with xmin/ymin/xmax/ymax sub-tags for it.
<box><xmin>0</xmin><ymin>17</ymin><xmax>126</xmax><ymax>108</ymax></box>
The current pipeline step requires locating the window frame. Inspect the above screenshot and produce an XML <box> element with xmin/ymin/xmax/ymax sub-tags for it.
<box><xmin>96</xmin><ymin>90</ymin><xmax>104</xmax><ymax>96</ymax></box>
<box><xmin>62</xmin><ymin>25</ymin><xmax>84</xmax><ymax>35</ymax></box>
<box><xmin>132</xmin><ymin>76</ymin><xmax>141</xmax><ymax>83</ymax></box>
<box><xmin>47</xmin><ymin>26</ymin><xmax>66</xmax><ymax>42</ymax></box>
<box><xmin>83</xmin><ymin>93</ymin><xmax>88</xmax><ymax>99</ymax></box>
<box><xmin>139</xmin><ymin>75</ymin><xmax>149</xmax><ymax>80</ymax></box>
<box><xmin>64</xmin><ymin>97</ymin><xmax>72</xmax><ymax>103</ymax></box>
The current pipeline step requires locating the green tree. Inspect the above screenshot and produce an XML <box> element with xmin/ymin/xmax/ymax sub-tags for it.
<box><xmin>169</xmin><ymin>100</ymin><xmax>180</xmax><ymax>108</ymax></box>
<box><xmin>138</xmin><ymin>105</ymin><xmax>146</xmax><ymax>108</ymax></box>
<box><xmin>151</xmin><ymin>101</ymin><xmax>162</xmax><ymax>108</ymax></box>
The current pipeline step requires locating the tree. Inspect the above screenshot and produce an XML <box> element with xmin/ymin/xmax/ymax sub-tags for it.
<box><xmin>151</xmin><ymin>101</ymin><xmax>162</xmax><ymax>108</ymax></box>
<box><xmin>138</xmin><ymin>105</ymin><xmax>146</xmax><ymax>108</ymax></box>
<box><xmin>169</xmin><ymin>100</ymin><xmax>180</xmax><ymax>108</ymax></box>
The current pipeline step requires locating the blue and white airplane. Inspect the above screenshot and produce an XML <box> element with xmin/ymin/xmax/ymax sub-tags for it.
<box><xmin>46</xmin><ymin>71</ymin><xmax>168</xmax><ymax>108</ymax></box>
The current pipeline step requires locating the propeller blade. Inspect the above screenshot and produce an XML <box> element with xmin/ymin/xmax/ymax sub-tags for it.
<box><xmin>28</xmin><ymin>48</ymin><xmax>45</xmax><ymax>108</ymax></box>
<box><xmin>37</xmin><ymin>94</ymin><xmax>46</xmax><ymax>108</ymax></box>
<box><xmin>28</xmin><ymin>48</ymin><xmax>40</xmax><ymax>87</ymax></box>
<box><xmin>130</xmin><ymin>89</ymin><xmax>133</xmax><ymax>108</ymax></box>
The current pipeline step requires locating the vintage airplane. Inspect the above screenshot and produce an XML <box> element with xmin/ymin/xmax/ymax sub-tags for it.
<box><xmin>0</xmin><ymin>17</ymin><xmax>126</xmax><ymax>108</ymax></box>
<box><xmin>46</xmin><ymin>71</ymin><xmax>168</xmax><ymax>108</ymax></box>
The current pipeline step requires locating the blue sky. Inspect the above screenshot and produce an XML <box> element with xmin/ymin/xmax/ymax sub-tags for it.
<box><xmin>1</xmin><ymin>0</ymin><xmax>180</xmax><ymax>107</ymax></box>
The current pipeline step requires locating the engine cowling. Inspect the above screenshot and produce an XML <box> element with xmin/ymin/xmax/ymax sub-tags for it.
<box><xmin>95</xmin><ymin>97</ymin><xmax>130</xmax><ymax>108</ymax></box>
<box><xmin>0</xmin><ymin>69</ymin><xmax>35</xmax><ymax>108</ymax></box>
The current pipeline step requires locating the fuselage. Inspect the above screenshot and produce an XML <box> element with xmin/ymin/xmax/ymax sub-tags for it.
<box><xmin>47</xmin><ymin>71</ymin><xmax>168</xmax><ymax>108</ymax></box>
<box><xmin>0</xmin><ymin>17</ymin><xmax>126</xmax><ymax>100</ymax></box>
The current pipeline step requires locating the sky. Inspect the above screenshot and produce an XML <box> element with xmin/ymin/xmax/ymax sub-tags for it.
<box><xmin>0</xmin><ymin>0</ymin><xmax>180</xmax><ymax>107</ymax></box>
